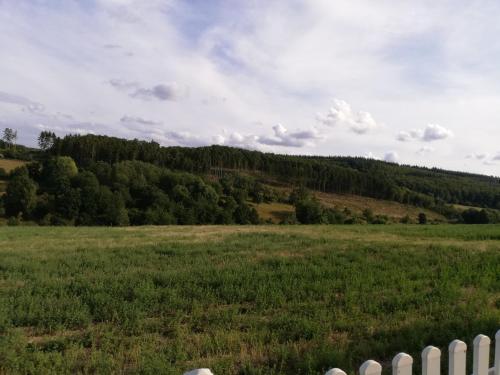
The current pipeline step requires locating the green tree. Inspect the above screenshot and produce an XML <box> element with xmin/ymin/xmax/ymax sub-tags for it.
<box><xmin>38</xmin><ymin>131</ymin><xmax>57</xmax><ymax>151</ymax></box>
<box><xmin>2</xmin><ymin>128</ymin><xmax>17</xmax><ymax>149</ymax></box>
<box><xmin>362</xmin><ymin>208</ymin><xmax>374</xmax><ymax>223</ymax></box>
<box><xmin>4</xmin><ymin>174</ymin><xmax>37</xmax><ymax>217</ymax></box>
<box><xmin>98</xmin><ymin>187</ymin><xmax>129</xmax><ymax>226</ymax></box>
<box><xmin>418</xmin><ymin>213</ymin><xmax>427</xmax><ymax>225</ymax></box>
<box><xmin>295</xmin><ymin>199</ymin><xmax>325</xmax><ymax>224</ymax></box>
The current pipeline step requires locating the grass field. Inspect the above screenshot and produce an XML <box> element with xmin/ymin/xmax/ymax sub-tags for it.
<box><xmin>0</xmin><ymin>159</ymin><xmax>27</xmax><ymax>173</ymax></box>
<box><xmin>0</xmin><ymin>225</ymin><xmax>499</xmax><ymax>374</ymax></box>
<box><xmin>315</xmin><ymin>192</ymin><xmax>445</xmax><ymax>222</ymax></box>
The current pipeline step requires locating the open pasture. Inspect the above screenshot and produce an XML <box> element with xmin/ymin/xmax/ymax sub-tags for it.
<box><xmin>0</xmin><ymin>225</ymin><xmax>499</xmax><ymax>374</ymax></box>
<box><xmin>0</xmin><ymin>159</ymin><xmax>27</xmax><ymax>173</ymax></box>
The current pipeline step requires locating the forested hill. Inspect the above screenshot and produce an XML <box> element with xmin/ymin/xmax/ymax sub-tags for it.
<box><xmin>52</xmin><ymin>134</ymin><xmax>500</xmax><ymax>210</ymax></box>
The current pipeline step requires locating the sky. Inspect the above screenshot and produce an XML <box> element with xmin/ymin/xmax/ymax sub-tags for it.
<box><xmin>1</xmin><ymin>0</ymin><xmax>500</xmax><ymax>175</ymax></box>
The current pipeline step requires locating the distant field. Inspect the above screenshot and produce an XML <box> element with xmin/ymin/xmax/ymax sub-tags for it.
<box><xmin>255</xmin><ymin>186</ymin><xmax>445</xmax><ymax>223</ymax></box>
<box><xmin>0</xmin><ymin>225</ymin><xmax>499</xmax><ymax>374</ymax></box>
<box><xmin>0</xmin><ymin>158</ymin><xmax>27</xmax><ymax>173</ymax></box>
<box><xmin>315</xmin><ymin>191</ymin><xmax>445</xmax><ymax>221</ymax></box>
<box><xmin>254</xmin><ymin>202</ymin><xmax>295</xmax><ymax>222</ymax></box>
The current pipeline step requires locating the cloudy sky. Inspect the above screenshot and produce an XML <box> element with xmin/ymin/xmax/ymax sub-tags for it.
<box><xmin>1</xmin><ymin>0</ymin><xmax>500</xmax><ymax>175</ymax></box>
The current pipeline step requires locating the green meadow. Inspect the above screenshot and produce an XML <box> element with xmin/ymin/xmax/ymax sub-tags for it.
<box><xmin>0</xmin><ymin>225</ymin><xmax>499</xmax><ymax>374</ymax></box>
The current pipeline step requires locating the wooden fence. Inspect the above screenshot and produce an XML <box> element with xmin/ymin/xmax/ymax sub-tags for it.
<box><xmin>184</xmin><ymin>330</ymin><xmax>499</xmax><ymax>375</ymax></box>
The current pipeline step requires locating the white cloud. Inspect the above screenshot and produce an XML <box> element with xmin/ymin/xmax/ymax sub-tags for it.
<box><xmin>164</xmin><ymin>131</ymin><xmax>207</xmax><ymax>147</ymax></box>
<box><xmin>317</xmin><ymin>99</ymin><xmax>378</xmax><ymax>134</ymax></box>
<box><xmin>397</xmin><ymin>124</ymin><xmax>453</xmax><ymax>142</ymax></box>
<box><xmin>130</xmin><ymin>83</ymin><xmax>182</xmax><ymax>101</ymax></box>
<box><xmin>466</xmin><ymin>153</ymin><xmax>488</xmax><ymax>160</ymax></box>
<box><xmin>421</xmin><ymin>124</ymin><xmax>454</xmax><ymax>142</ymax></box>
<box><xmin>0</xmin><ymin>91</ymin><xmax>45</xmax><ymax>113</ymax></box>
<box><xmin>120</xmin><ymin>115</ymin><xmax>162</xmax><ymax>126</ymax></box>
<box><xmin>109</xmin><ymin>80</ymin><xmax>183</xmax><ymax>101</ymax></box>
<box><xmin>215</xmin><ymin>132</ymin><xmax>259</xmax><ymax>150</ymax></box>
<box><xmin>384</xmin><ymin>151</ymin><xmax>399</xmax><ymax>163</ymax></box>
<box><xmin>365</xmin><ymin>152</ymin><xmax>381</xmax><ymax>160</ymax></box>
<box><xmin>417</xmin><ymin>146</ymin><xmax>435</xmax><ymax>155</ymax></box>
<box><xmin>258</xmin><ymin>124</ymin><xmax>320</xmax><ymax>148</ymax></box>
<box><xmin>2</xmin><ymin>1</ymin><xmax>500</xmax><ymax>175</ymax></box>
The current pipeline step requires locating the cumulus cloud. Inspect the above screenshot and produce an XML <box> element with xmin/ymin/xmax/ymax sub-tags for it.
<box><xmin>365</xmin><ymin>152</ymin><xmax>381</xmax><ymax>160</ymax></box>
<box><xmin>258</xmin><ymin>124</ymin><xmax>320</xmax><ymax>147</ymax></box>
<box><xmin>397</xmin><ymin>124</ymin><xmax>453</xmax><ymax>142</ymax></box>
<box><xmin>214</xmin><ymin>132</ymin><xmax>259</xmax><ymax>150</ymax></box>
<box><xmin>384</xmin><ymin>151</ymin><xmax>399</xmax><ymax>163</ymax></box>
<box><xmin>422</xmin><ymin>124</ymin><xmax>454</xmax><ymax>141</ymax></box>
<box><xmin>317</xmin><ymin>99</ymin><xmax>378</xmax><ymax>134</ymax></box>
<box><xmin>464</xmin><ymin>152</ymin><xmax>500</xmax><ymax>166</ymax></box>
<box><xmin>4</xmin><ymin>0</ymin><xmax>500</xmax><ymax>175</ymax></box>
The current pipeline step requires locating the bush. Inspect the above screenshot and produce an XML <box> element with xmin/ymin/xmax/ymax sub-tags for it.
<box><xmin>280</xmin><ymin>212</ymin><xmax>298</xmax><ymax>225</ymax></box>
<box><xmin>400</xmin><ymin>215</ymin><xmax>411</xmax><ymax>224</ymax></box>
<box><xmin>295</xmin><ymin>199</ymin><xmax>324</xmax><ymax>224</ymax></box>
<box><xmin>418</xmin><ymin>213</ymin><xmax>427</xmax><ymax>224</ymax></box>
<box><xmin>7</xmin><ymin>214</ymin><xmax>21</xmax><ymax>226</ymax></box>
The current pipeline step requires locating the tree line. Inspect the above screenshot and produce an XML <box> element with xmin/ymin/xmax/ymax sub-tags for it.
<box><xmin>51</xmin><ymin>134</ymin><xmax>500</xmax><ymax>210</ymax></box>
<box><xmin>1</xmin><ymin>130</ymin><xmax>500</xmax><ymax>225</ymax></box>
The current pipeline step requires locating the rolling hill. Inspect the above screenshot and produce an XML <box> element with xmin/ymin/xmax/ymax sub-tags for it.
<box><xmin>1</xmin><ymin>133</ymin><xmax>499</xmax><ymax>225</ymax></box>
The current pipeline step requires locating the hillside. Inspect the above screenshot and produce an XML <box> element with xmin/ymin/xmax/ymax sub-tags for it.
<box><xmin>52</xmin><ymin>134</ymin><xmax>500</xmax><ymax>211</ymax></box>
<box><xmin>253</xmin><ymin>188</ymin><xmax>445</xmax><ymax>224</ymax></box>
<box><xmin>1</xmin><ymin>132</ymin><xmax>499</xmax><ymax>225</ymax></box>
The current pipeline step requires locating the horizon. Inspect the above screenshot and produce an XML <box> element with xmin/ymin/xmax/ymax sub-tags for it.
<box><xmin>1</xmin><ymin>1</ymin><xmax>500</xmax><ymax>175</ymax></box>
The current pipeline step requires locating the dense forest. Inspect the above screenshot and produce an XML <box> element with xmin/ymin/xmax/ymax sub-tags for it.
<box><xmin>1</xmin><ymin>130</ymin><xmax>500</xmax><ymax>225</ymax></box>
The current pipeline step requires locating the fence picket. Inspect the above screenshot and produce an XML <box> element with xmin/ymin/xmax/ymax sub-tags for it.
<box><xmin>423</xmin><ymin>346</ymin><xmax>441</xmax><ymax>375</ymax></box>
<box><xmin>183</xmin><ymin>369</ymin><xmax>214</xmax><ymax>375</ymax></box>
<box><xmin>449</xmin><ymin>340</ymin><xmax>467</xmax><ymax>375</ymax></box>
<box><xmin>185</xmin><ymin>330</ymin><xmax>499</xmax><ymax>375</ymax></box>
<box><xmin>326</xmin><ymin>368</ymin><xmax>348</xmax><ymax>375</ymax></box>
<box><xmin>473</xmin><ymin>335</ymin><xmax>491</xmax><ymax>375</ymax></box>
<box><xmin>360</xmin><ymin>360</ymin><xmax>383</xmax><ymax>375</ymax></box>
<box><xmin>393</xmin><ymin>353</ymin><xmax>413</xmax><ymax>375</ymax></box>
<box><xmin>495</xmin><ymin>330</ymin><xmax>500</xmax><ymax>375</ymax></box>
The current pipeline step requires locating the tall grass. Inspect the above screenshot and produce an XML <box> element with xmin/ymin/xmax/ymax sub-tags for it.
<box><xmin>0</xmin><ymin>225</ymin><xmax>499</xmax><ymax>374</ymax></box>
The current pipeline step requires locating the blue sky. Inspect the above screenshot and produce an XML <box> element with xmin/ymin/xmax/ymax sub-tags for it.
<box><xmin>1</xmin><ymin>0</ymin><xmax>500</xmax><ymax>175</ymax></box>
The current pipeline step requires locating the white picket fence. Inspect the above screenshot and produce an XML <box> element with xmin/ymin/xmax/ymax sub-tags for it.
<box><xmin>184</xmin><ymin>330</ymin><xmax>499</xmax><ymax>375</ymax></box>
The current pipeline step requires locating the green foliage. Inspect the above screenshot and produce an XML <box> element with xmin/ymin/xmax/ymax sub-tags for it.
<box><xmin>2</xmin><ymin>127</ymin><xmax>17</xmax><ymax>148</ymax></box>
<box><xmin>5</xmin><ymin>132</ymin><xmax>500</xmax><ymax>226</ymax></box>
<box><xmin>295</xmin><ymin>198</ymin><xmax>325</xmax><ymax>224</ymax></box>
<box><xmin>400</xmin><ymin>215</ymin><xmax>411</xmax><ymax>224</ymax></box>
<box><xmin>418</xmin><ymin>213</ymin><xmax>427</xmax><ymax>224</ymax></box>
<box><xmin>4</xmin><ymin>173</ymin><xmax>37</xmax><ymax>217</ymax></box>
<box><xmin>461</xmin><ymin>208</ymin><xmax>500</xmax><ymax>224</ymax></box>
<box><xmin>38</xmin><ymin>131</ymin><xmax>57</xmax><ymax>151</ymax></box>
<box><xmin>52</xmin><ymin>134</ymin><xmax>500</xmax><ymax>211</ymax></box>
